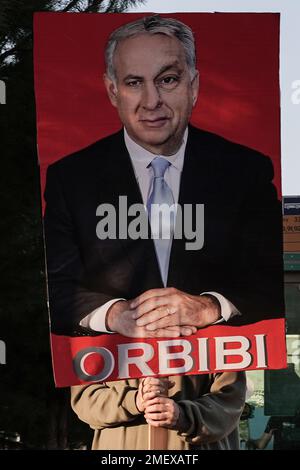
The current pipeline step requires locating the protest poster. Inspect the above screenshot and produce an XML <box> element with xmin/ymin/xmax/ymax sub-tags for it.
<box><xmin>33</xmin><ymin>12</ymin><xmax>286</xmax><ymax>387</ymax></box>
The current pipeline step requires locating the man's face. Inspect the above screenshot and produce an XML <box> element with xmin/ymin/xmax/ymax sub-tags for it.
<box><xmin>104</xmin><ymin>33</ymin><xmax>199</xmax><ymax>155</ymax></box>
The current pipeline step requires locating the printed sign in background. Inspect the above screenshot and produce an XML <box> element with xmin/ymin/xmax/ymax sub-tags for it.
<box><xmin>283</xmin><ymin>196</ymin><xmax>300</xmax><ymax>255</ymax></box>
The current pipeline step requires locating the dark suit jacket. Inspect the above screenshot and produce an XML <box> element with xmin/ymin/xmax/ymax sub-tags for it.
<box><xmin>44</xmin><ymin>125</ymin><xmax>284</xmax><ymax>335</ymax></box>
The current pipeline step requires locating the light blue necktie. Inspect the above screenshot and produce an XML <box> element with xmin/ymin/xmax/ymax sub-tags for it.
<box><xmin>147</xmin><ymin>157</ymin><xmax>175</xmax><ymax>286</ymax></box>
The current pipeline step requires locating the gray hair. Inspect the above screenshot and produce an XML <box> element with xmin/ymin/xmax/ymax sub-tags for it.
<box><xmin>105</xmin><ymin>15</ymin><xmax>196</xmax><ymax>81</ymax></box>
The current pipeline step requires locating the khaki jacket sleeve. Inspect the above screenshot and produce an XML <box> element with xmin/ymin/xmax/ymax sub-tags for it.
<box><xmin>177</xmin><ymin>371</ymin><xmax>246</xmax><ymax>445</ymax></box>
<box><xmin>70</xmin><ymin>380</ymin><xmax>141</xmax><ymax>429</ymax></box>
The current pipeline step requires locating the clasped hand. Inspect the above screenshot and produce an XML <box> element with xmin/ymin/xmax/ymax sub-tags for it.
<box><xmin>136</xmin><ymin>377</ymin><xmax>180</xmax><ymax>430</ymax></box>
<box><xmin>107</xmin><ymin>287</ymin><xmax>221</xmax><ymax>337</ymax></box>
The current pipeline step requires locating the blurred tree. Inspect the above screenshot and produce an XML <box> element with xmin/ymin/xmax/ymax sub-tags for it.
<box><xmin>0</xmin><ymin>1</ymin><xmax>145</xmax><ymax>65</ymax></box>
<box><xmin>0</xmin><ymin>0</ymin><xmax>145</xmax><ymax>449</ymax></box>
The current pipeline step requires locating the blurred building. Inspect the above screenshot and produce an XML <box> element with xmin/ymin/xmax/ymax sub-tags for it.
<box><xmin>244</xmin><ymin>196</ymin><xmax>300</xmax><ymax>450</ymax></box>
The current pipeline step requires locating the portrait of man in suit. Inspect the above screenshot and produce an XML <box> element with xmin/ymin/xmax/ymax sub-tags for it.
<box><xmin>43</xmin><ymin>14</ymin><xmax>284</xmax><ymax>339</ymax></box>
<box><xmin>39</xmin><ymin>13</ymin><xmax>286</xmax><ymax>451</ymax></box>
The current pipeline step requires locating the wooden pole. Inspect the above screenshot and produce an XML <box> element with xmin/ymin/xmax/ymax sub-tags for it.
<box><xmin>148</xmin><ymin>379</ymin><xmax>169</xmax><ymax>450</ymax></box>
<box><xmin>148</xmin><ymin>425</ymin><xmax>168</xmax><ymax>450</ymax></box>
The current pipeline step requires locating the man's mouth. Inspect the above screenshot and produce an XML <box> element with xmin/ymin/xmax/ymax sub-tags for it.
<box><xmin>139</xmin><ymin>117</ymin><xmax>170</xmax><ymax>128</ymax></box>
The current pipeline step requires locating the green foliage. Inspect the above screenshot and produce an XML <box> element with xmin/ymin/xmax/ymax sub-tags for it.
<box><xmin>0</xmin><ymin>0</ymin><xmax>146</xmax><ymax>65</ymax></box>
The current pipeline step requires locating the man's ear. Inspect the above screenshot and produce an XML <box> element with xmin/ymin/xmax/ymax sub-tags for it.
<box><xmin>191</xmin><ymin>70</ymin><xmax>200</xmax><ymax>107</ymax></box>
<box><xmin>103</xmin><ymin>73</ymin><xmax>118</xmax><ymax>107</ymax></box>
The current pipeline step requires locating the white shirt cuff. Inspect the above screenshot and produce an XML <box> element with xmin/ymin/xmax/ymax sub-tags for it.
<box><xmin>79</xmin><ymin>298</ymin><xmax>126</xmax><ymax>333</ymax></box>
<box><xmin>200</xmin><ymin>291</ymin><xmax>240</xmax><ymax>323</ymax></box>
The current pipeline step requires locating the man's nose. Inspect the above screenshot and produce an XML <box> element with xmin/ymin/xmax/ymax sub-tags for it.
<box><xmin>141</xmin><ymin>82</ymin><xmax>162</xmax><ymax>110</ymax></box>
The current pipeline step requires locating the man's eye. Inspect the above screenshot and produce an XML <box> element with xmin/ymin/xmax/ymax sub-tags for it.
<box><xmin>158</xmin><ymin>76</ymin><xmax>179</xmax><ymax>89</ymax></box>
<box><xmin>126</xmin><ymin>80</ymin><xmax>142</xmax><ymax>87</ymax></box>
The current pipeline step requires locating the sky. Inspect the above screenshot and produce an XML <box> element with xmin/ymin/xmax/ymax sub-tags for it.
<box><xmin>128</xmin><ymin>0</ymin><xmax>300</xmax><ymax>196</ymax></box>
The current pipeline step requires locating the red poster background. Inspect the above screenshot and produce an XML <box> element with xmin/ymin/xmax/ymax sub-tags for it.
<box><xmin>34</xmin><ymin>12</ymin><xmax>281</xmax><ymax>206</ymax></box>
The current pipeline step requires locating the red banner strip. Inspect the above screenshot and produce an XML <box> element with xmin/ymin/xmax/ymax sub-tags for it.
<box><xmin>51</xmin><ymin>318</ymin><xmax>286</xmax><ymax>387</ymax></box>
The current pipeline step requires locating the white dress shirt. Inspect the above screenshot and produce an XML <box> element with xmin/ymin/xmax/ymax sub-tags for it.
<box><xmin>80</xmin><ymin>127</ymin><xmax>240</xmax><ymax>332</ymax></box>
